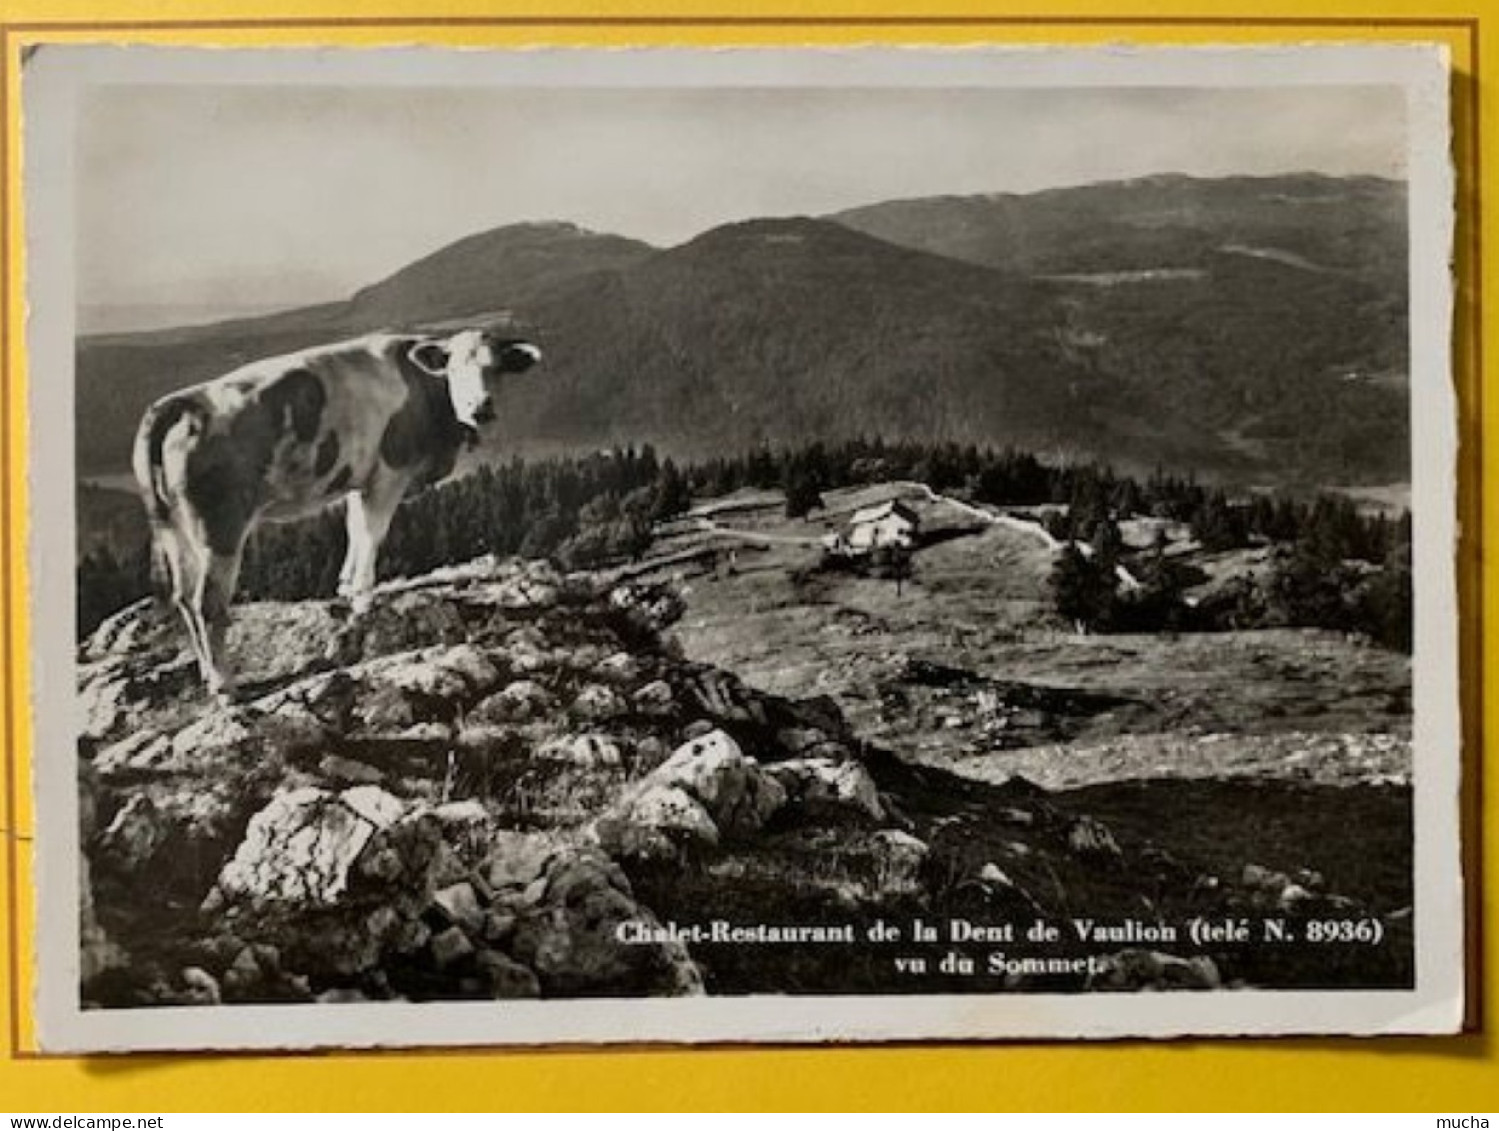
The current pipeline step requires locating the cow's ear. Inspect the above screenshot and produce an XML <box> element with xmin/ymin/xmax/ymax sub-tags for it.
<box><xmin>407</xmin><ymin>341</ymin><xmax>450</xmax><ymax>376</ymax></box>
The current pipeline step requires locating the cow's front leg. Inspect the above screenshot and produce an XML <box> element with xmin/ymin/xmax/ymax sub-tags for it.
<box><xmin>338</xmin><ymin>494</ymin><xmax>367</xmax><ymax>604</ymax></box>
<box><xmin>344</xmin><ymin>478</ymin><xmax>403</xmax><ymax>617</ymax></box>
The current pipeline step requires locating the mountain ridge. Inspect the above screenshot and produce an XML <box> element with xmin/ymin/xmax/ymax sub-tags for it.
<box><xmin>75</xmin><ymin>173</ymin><xmax>1410</xmax><ymax>489</ymax></box>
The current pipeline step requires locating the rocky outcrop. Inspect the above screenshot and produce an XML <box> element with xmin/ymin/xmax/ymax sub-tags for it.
<box><xmin>78</xmin><ymin>555</ymin><xmax>1409</xmax><ymax>1005</ymax></box>
<box><xmin>78</xmin><ymin>559</ymin><xmax>891</xmax><ymax>1004</ymax></box>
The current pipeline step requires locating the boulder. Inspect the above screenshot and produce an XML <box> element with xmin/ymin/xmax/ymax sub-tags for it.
<box><xmin>356</xmin><ymin>646</ymin><xmax>499</xmax><ymax>709</ymax></box>
<box><xmin>595</xmin><ymin>652</ymin><xmax>644</xmax><ymax>685</ymax></box>
<box><xmin>571</xmin><ymin>684</ymin><xmax>628</xmax><ymax>721</ymax></box>
<box><xmin>339</xmin><ymin>589</ymin><xmax>468</xmax><ymax>658</ymax></box>
<box><xmin>213</xmin><ymin>786</ymin><xmax>406</xmax><ymax>908</ymax></box>
<box><xmin>468</xmin><ymin>562</ymin><xmax>566</xmax><ymax>611</ymax></box>
<box><xmin>631</xmin><ymin>679</ymin><xmax>676</xmax><ymax>715</ymax></box>
<box><xmin>79</xmin><ymin>854</ymin><xmax>127</xmax><ymax>982</ymax></box>
<box><xmin>470</xmin><ymin>680</ymin><xmax>557</xmax><ymax>725</ymax></box>
<box><xmin>431</xmin><ymin>882</ymin><xmax>486</xmax><ymax>934</ymax></box>
<box><xmin>1242</xmin><ymin>863</ymin><xmax>1292</xmax><ymax>896</ymax></box>
<box><xmin>475</xmin><ymin>949</ymin><xmax>541</xmax><ymax>998</ymax></box>
<box><xmin>178</xmin><ymin>966</ymin><xmax>222</xmax><ymax>1005</ymax></box>
<box><xmin>500</xmin><ymin>627</ymin><xmax>564</xmax><ymax>676</ymax></box>
<box><xmin>507</xmin><ymin>846</ymin><xmax>702</xmax><ymax>997</ymax></box>
<box><xmin>96</xmin><ymin>795</ymin><xmax>168</xmax><ymax>872</ymax></box>
<box><xmin>82</xmin><ymin>598</ymin><xmax>175</xmax><ymax>662</ymax></box>
<box><xmin>649</xmin><ymin>729</ymin><xmax>786</xmax><ymax>835</ymax></box>
<box><xmin>597</xmin><ymin>729</ymin><xmax>786</xmax><ymax>861</ymax></box>
<box><xmin>767</xmin><ymin>757</ymin><xmax>884</xmax><ymax>822</ymax></box>
<box><xmin>94</xmin><ymin>702</ymin><xmax>324</xmax><ymax>778</ymax></box>
<box><xmin>1067</xmin><ymin>815</ymin><xmax>1123</xmax><ymax>862</ymax></box>
<box><xmin>597</xmin><ymin>784</ymin><xmax>719</xmax><ymax>861</ymax></box>
<box><xmin>481</xmin><ymin>830</ymin><xmax>563</xmax><ymax>894</ymax></box>
<box><xmin>607</xmin><ymin>584</ymin><xmax>685</xmax><ymax>633</ymax></box>
<box><xmin>430</xmin><ymin>926</ymin><xmax>475</xmax><ymax>969</ymax></box>
<box><xmin>868</xmin><ymin>830</ymin><xmax>929</xmax><ymax>897</ymax></box>
<box><xmin>77</xmin><ymin>657</ymin><xmax>136</xmax><ymax>742</ymax></box>
<box><xmin>536</xmin><ymin>734</ymin><xmax>623</xmax><ymax>769</ymax></box>
<box><xmin>318</xmin><ymin>754</ymin><xmax>385</xmax><ymax>786</ymax></box>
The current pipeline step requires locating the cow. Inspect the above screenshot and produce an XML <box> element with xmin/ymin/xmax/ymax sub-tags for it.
<box><xmin>131</xmin><ymin>328</ymin><xmax>542</xmax><ymax>701</ymax></box>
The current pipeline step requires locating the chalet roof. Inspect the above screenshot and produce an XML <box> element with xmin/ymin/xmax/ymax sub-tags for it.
<box><xmin>849</xmin><ymin>499</ymin><xmax>920</xmax><ymax>527</ymax></box>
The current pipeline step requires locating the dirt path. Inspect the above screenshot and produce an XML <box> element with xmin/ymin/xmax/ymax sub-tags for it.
<box><xmin>690</xmin><ymin>516</ymin><xmax>826</xmax><ymax>548</ymax></box>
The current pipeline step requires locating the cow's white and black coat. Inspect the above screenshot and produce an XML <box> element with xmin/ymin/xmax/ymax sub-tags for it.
<box><xmin>131</xmin><ymin>329</ymin><xmax>542</xmax><ymax>698</ymax></box>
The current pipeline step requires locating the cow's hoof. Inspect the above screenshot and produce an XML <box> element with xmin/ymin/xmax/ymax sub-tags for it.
<box><xmin>207</xmin><ymin>679</ymin><xmax>240</xmax><ymax>707</ymax></box>
<box><xmin>325</xmin><ymin>620</ymin><xmax>366</xmax><ymax>667</ymax></box>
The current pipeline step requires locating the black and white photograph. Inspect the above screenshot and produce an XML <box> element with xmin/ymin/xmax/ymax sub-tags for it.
<box><xmin>24</xmin><ymin>43</ymin><xmax>1460</xmax><ymax>1049</ymax></box>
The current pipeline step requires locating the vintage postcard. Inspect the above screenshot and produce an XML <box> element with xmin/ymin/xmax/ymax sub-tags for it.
<box><xmin>21</xmin><ymin>42</ymin><xmax>1460</xmax><ymax>1050</ymax></box>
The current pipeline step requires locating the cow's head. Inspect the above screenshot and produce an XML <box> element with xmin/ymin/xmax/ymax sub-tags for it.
<box><xmin>407</xmin><ymin>329</ymin><xmax>543</xmax><ymax>439</ymax></box>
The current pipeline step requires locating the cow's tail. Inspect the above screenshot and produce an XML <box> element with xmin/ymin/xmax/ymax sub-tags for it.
<box><xmin>131</xmin><ymin>398</ymin><xmax>203</xmax><ymax>595</ymax></box>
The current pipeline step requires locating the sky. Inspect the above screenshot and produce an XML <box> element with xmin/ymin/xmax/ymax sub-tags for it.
<box><xmin>76</xmin><ymin>82</ymin><xmax>1406</xmax><ymax>319</ymax></box>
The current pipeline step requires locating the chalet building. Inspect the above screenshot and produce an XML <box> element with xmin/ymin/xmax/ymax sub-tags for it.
<box><xmin>846</xmin><ymin>500</ymin><xmax>920</xmax><ymax>551</ymax></box>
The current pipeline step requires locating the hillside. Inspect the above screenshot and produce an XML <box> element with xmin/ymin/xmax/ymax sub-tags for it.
<box><xmin>76</xmin><ymin>175</ymin><xmax>1409</xmax><ymax>488</ymax></box>
<box><xmin>75</xmin><ymin>222</ymin><xmax>654</xmax><ymax>474</ymax></box>
<box><xmin>78</xmin><ymin>554</ymin><xmax>1412</xmax><ymax>1007</ymax></box>
<box><xmin>831</xmin><ymin>173</ymin><xmax>1407</xmax><ymax>285</ymax></box>
<box><xmin>347</xmin><ymin>221</ymin><xmax>654</xmax><ymax>326</ymax></box>
<box><xmin>481</xmin><ymin>217</ymin><xmax>1136</xmax><ymax>461</ymax></box>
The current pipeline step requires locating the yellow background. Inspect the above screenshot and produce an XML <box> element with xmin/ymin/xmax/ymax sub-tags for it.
<box><xmin>0</xmin><ymin>0</ymin><xmax>1492</xmax><ymax>1111</ymax></box>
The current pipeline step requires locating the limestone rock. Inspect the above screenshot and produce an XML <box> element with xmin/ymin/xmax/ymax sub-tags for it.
<box><xmin>536</xmin><ymin>734</ymin><xmax>623</xmax><ymax>769</ymax></box>
<box><xmin>179</xmin><ymin>966</ymin><xmax>222</xmax><ymax>1005</ymax></box>
<box><xmin>430</xmin><ymin>926</ymin><xmax>475</xmax><ymax>969</ymax></box>
<box><xmin>597</xmin><ymin>784</ymin><xmax>718</xmax><ymax>861</ymax></box>
<box><xmin>595</xmin><ymin>652</ymin><xmax>644</xmax><ymax>685</ymax></box>
<box><xmin>596</xmin><ymin>729</ymin><xmax>785</xmax><ymax>860</ymax></box>
<box><xmin>1068</xmin><ymin>815</ymin><xmax>1123</xmax><ymax>862</ymax></box>
<box><xmin>79</xmin><ymin>854</ymin><xmax>127</xmax><ymax>982</ymax></box>
<box><xmin>96</xmin><ymin>795</ymin><xmax>168</xmax><ymax>872</ymax></box>
<box><xmin>82</xmin><ymin>598</ymin><xmax>174</xmax><ymax>662</ymax></box>
<box><xmin>571</xmin><ymin>684</ymin><xmax>627</xmax><ymax>721</ymax></box>
<box><xmin>508</xmin><ymin>847</ymin><xmax>702</xmax><ymax>997</ymax></box>
<box><xmin>650</xmin><ymin>729</ymin><xmax>786</xmax><ymax>835</ymax></box>
<box><xmin>213</xmin><ymin>786</ymin><xmax>405</xmax><ymax>908</ymax></box>
<box><xmin>631</xmin><ymin>679</ymin><xmax>676</xmax><ymax>715</ymax></box>
<box><xmin>868</xmin><ymin>830</ymin><xmax>929</xmax><ymax>897</ymax></box>
<box><xmin>432</xmin><ymin>882</ymin><xmax>486</xmax><ymax>934</ymax></box>
<box><xmin>767</xmin><ymin>757</ymin><xmax>884</xmax><ymax>822</ymax></box>
<box><xmin>476</xmin><ymin>949</ymin><xmax>541</xmax><ymax>998</ymax></box>
<box><xmin>481</xmin><ymin>830</ymin><xmax>562</xmax><ymax>894</ymax></box>
<box><xmin>471</xmin><ymin>680</ymin><xmax>557</xmax><ymax>725</ymax></box>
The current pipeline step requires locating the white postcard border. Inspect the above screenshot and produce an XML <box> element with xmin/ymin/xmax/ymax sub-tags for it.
<box><xmin>21</xmin><ymin>41</ymin><xmax>1461</xmax><ymax>1051</ymax></box>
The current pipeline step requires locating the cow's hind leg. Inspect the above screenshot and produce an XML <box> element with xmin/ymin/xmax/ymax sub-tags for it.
<box><xmin>153</xmin><ymin>521</ymin><xmax>213</xmax><ymax>681</ymax></box>
<box><xmin>193</xmin><ymin>548</ymin><xmax>245</xmax><ymax>703</ymax></box>
<box><xmin>175</xmin><ymin>501</ymin><xmax>248</xmax><ymax>702</ymax></box>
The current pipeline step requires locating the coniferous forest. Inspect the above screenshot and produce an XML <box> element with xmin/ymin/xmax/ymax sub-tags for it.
<box><xmin>76</xmin><ymin>437</ymin><xmax>1411</xmax><ymax>651</ymax></box>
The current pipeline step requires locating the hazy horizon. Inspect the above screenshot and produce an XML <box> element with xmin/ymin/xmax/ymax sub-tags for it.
<box><xmin>79</xmin><ymin>83</ymin><xmax>1406</xmax><ymax>324</ymax></box>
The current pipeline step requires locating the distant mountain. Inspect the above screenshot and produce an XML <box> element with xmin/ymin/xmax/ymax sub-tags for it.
<box><xmin>478</xmin><ymin>217</ymin><xmax>1126</xmax><ymax>462</ymax></box>
<box><xmin>75</xmin><ymin>222</ymin><xmax>655</xmax><ymax>473</ymax></box>
<box><xmin>831</xmin><ymin>173</ymin><xmax>1407</xmax><ymax>287</ymax></box>
<box><xmin>347</xmin><ymin>221</ymin><xmax>655</xmax><ymax>326</ymax></box>
<box><xmin>75</xmin><ymin>176</ymin><xmax>1409</xmax><ymax>488</ymax></box>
